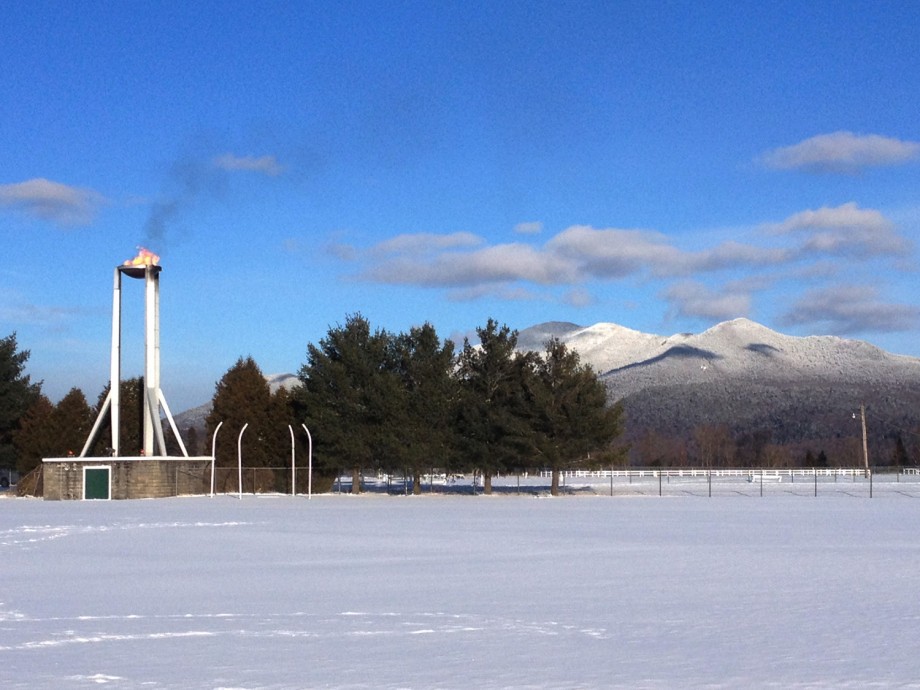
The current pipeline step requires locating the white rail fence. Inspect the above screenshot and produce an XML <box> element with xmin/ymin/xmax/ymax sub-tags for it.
<box><xmin>541</xmin><ymin>468</ymin><xmax>870</xmax><ymax>480</ymax></box>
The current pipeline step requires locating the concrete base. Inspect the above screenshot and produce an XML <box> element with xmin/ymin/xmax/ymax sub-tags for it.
<box><xmin>42</xmin><ymin>457</ymin><xmax>212</xmax><ymax>500</ymax></box>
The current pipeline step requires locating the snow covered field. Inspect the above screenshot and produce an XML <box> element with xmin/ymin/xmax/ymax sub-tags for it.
<box><xmin>3</xmin><ymin>490</ymin><xmax>920</xmax><ymax>689</ymax></box>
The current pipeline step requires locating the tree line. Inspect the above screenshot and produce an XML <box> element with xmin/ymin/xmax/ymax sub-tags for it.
<box><xmin>6</xmin><ymin>318</ymin><xmax>919</xmax><ymax>492</ymax></box>
<box><xmin>205</xmin><ymin>315</ymin><xmax>623</xmax><ymax>495</ymax></box>
<box><xmin>3</xmin><ymin>318</ymin><xmax>624</xmax><ymax>496</ymax></box>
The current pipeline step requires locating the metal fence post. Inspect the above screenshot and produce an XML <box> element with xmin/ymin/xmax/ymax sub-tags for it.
<box><xmin>236</xmin><ymin>423</ymin><xmax>248</xmax><ymax>500</ymax></box>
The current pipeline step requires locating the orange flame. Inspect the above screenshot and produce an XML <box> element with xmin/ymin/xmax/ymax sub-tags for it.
<box><xmin>123</xmin><ymin>247</ymin><xmax>160</xmax><ymax>267</ymax></box>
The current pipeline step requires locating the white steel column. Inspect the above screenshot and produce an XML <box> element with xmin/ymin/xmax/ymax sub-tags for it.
<box><xmin>141</xmin><ymin>266</ymin><xmax>169</xmax><ymax>455</ymax></box>
<box><xmin>142</xmin><ymin>267</ymin><xmax>158</xmax><ymax>454</ymax></box>
<box><xmin>110</xmin><ymin>267</ymin><xmax>122</xmax><ymax>455</ymax></box>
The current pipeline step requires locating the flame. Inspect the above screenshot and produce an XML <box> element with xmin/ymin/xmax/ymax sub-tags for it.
<box><xmin>123</xmin><ymin>247</ymin><xmax>160</xmax><ymax>267</ymax></box>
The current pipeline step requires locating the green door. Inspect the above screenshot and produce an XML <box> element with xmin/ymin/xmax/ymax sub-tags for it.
<box><xmin>84</xmin><ymin>467</ymin><xmax>110</xmax><ymax>500</ymax></box>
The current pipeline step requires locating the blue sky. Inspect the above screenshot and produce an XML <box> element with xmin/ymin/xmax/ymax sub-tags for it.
<box><xmin>3</xmin><ymin>1</ymin><xmax>920</xmax><ymax>411</ymax></box>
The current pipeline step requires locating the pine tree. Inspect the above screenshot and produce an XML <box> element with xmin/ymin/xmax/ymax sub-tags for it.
<box><xmin>90</xmin><ymin>378</ymin><xmax>145</xmax><ymax>455</ymax></box>
<box><xmin>455</xmin><ymin>319</ymin><xmax>533</xmax><ymax>494</ymax></box>
<box><xmin>14</xmin><ymin>388</ymin><xmax>94</xmax><ymax>473</ymax></box>
<box><xmin>294</xmin><ymin>314</ymin><xmax>401</xmax><ymax>494</ymax></box>
<box><xmin>53</xmin><ymin>388</ymin><xmax>94</xmax><ymax>456</ymax></box>
<box><xmin>206</xmin><ymin>357</ymin><xmax>275</xmax><ymax>471</ymax></box>
<box><xmin>392</xmin><ymin>323</ymin><xmax>457</xmax><ymax>494</ymax></box>
<box><xmin>186</xmin><ymin>426</ymin><xmax>202</xmax><ymax>456</ymax></box>
<box><xmin>525</xmin><ymin>338</ymin><xmax>624</xmax><ymax>495</ymax></box>
<box><xmin>13</xmin><ymin>394</ymin><xmax>55</xmax><ymax>474</ymax></box>
<box><xmin>0</xmin><ymin>333</ymin><xmax>42</xmax><ymax>471</ymax></box>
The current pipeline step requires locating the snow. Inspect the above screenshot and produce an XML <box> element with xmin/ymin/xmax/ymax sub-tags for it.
<box><xmin>534</xmin><ymin>318</ymin><xmax>920</xmax><ymax>385</ymax></box>
<box><xmin>3</xmin><ymin>488</ymin><xmax>920</xmax><ymax>689</ymax></box>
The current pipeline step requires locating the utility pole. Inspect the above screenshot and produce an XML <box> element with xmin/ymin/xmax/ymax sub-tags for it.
<box><xmin>860</xmin><ymin>404</ymin><xmax>869</xmax><ymax>478</ymax></box>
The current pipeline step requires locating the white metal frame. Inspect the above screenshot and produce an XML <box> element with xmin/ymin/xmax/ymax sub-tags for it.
<box><xmin>81</xmin><ymin>264</ymin><xmax>187</xmax><ymax>458</ymax></box>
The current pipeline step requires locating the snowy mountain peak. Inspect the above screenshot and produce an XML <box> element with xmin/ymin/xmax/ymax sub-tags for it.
<box><xmin>517</xmin><ymin>318</ymin><xmax>920</xmax><ymax>392</ymax></box>
<box><xmin>701</xmin><ymin>317</ymin><xmax>780</xmax><ymax>338</ymax></box>
<box><xmin>266</xmin><ymin>373</ymin><xmax>301</xmax><ymax>394</ymax></box>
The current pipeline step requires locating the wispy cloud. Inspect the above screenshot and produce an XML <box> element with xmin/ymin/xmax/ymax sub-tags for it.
<box><xmin>547</xmin><ymin>225</ymin><xmax>788</xmax><ymax>278</ymax></box>
<box><xmin>213</xmin><ymin>153</ymin><xmax>284</xmax><ymax>176</ymax></box>
<box><xmin>0</xmin><ymin>291</ymin><xmax>84</xmax><ymax>331</ymax></box>
<box><xmin>562</xmin><ymin>288</ymin><xmax>593</xmax><ymax>307</ymax></box>
<box><xmin>769</xmin><ymin>202</ymin><xmax>909</xmax><ymax>257</ymax></box>
<box><xmin>372</xmin><ymin>231</ymin><xmax>482</xmax><ymax>256</ymax></box>
<box><xmin>446</xmin><ymin>284</ymin><xmax>539</xmax><ymax>303</ymax></box>
<box><xmin>0</xmin><ymin>178</ymin><xmax>107</xmax><ymax>226</ymax></box>
<box><xmin>353</xmin><ymin>209</ymin><xmax>908</xmax><ymax>291</ymax></box>
<box><xmin>760</xmin><ymin>131</ymin><xmax>920</xmax><ymax>173</ymax></box>
<box><xmin>781</xmin><ymin>285</ymin><xmax>920</xmax><ymax>334</ymax></box>
<box><xmin>514</xmin><ymin>221</ymin><xmax>543</xmax><ymax>235</ymax></box>
<box><xmin>664</xmin><ymin>281</ymin><xmax>751</xmax><ymax>322</ymax></box>
<box><xmin>342</xmin><ymin>205</ymin><xmax>913</xmax><ymax>335</ymax></box>
<box><xmin>365</xmin><ymin>242</ymin><xmax>578</xmax><ymax>287</ymax></box>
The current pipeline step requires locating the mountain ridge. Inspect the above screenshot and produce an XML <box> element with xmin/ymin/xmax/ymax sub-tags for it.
<box><xmin>518</xmin><ymin>318</ymin><xmax>920</xmax><ymax>397</ymax></box>
<box><xmin>518</xmin><ymin>319</ymin><xmax>920</xmax><ymax>461</ymax></box>
<box><xmin>175</xmin><ymin>320</ymin><xmax>920</xmax><ymax>463</ymax></box>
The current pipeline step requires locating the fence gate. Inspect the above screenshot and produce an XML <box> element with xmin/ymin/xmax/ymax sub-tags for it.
<box><xmin>83</xmin><ymin>466</ymin><xmax>111</xmax><ymax>500</ymax></box>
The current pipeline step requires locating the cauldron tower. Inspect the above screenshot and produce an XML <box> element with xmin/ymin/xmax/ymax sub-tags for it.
<box><xmin>81</xmin><ymin>249</ymin><xmax>187</xmax><ymax>457</ymax></box>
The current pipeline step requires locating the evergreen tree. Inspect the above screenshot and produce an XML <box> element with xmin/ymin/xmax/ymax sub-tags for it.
<box><xmin>13</xmin><ymin>394</ymin><xmax>55</xmax><ymax>474</ymax></box>
<box><xmin>14</xmin><ymin>388</ymin><xmax>94</xmax><ymax>473</ymax></box>
<box><xmin>392</xmin><ymin>323</ymin><xmax>457</xmax><ymax>494</ymax></box>
<box><xmin>455</xmin><ymin>319</ymin><xmax>533</xmax><ymax>494</ymax></box>
<box><xmin>269</xmin><ymin>385</ymin><xmax>301</xmax><ymax>476</ymax></box>
<box><xmin>0</xmin><ymin>333</ymin><xmax>42</xmax><ymax>471</ymax></box>
<box><xmin>91</xmin><ymin>378</ymin><xmax>145</xmax><ymax>455</ymax></box>
<box><xmin>185</xmin><ymin>426</ymin><xmax>202</xmax><ymax>456</ymax></box>
<box><xmin>53</xmin><ymin>388</ymin><xmax>94</xmax><ymax>455</ymax></box>
<box><xmin>294</xmin><ymin>314</ymin><xmax>401</xmax><ymax>493</ymax></box>
<box><xmin>525</xmin><ymin>338</ymin><xmax>624</xmax><ymax>495</ymax></box>
<box><xmin>206</xmin><ymin>357</ymin><xmax>276</xmax><ymax>470</ymax></box>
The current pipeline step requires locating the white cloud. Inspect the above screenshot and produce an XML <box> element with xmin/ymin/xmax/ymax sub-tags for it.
<box><xmin>213</xmin><ymin>153</ymin><xmax>284</xmax><ymax>176</ymax></box>
<box><xmin>513</xmin><ymin>221</ymin><xmax>543</xmax><ymax>235</ymax></box>
<box><xmin>325</xmin><ymin>241</ymin><xmax>358</xmax><ymax>261</ymax></box>
<box><xmin>547</xmin><ymin>226</ymin><xmax>675</xmax><ymax>277</ymax></box>
<box><xmin>372</xmin><ymin>232</ymin><xmax>482</xmax><ymax>256</ymax></box>
<box><xmin>663</xmin><ymin>281</ymin><xmax>751</xmax><ymax>321</ymax></box>
<box><xmin>366</xmin><ymin>243</ymin><xmax>578</xmax><ymax>287</ymax></box>
<box><xmin>562</xmin><ymin>288</ymin><xmax>593</xmax><ymax>307</ymax></box>
<box><xmin>548</xmin><ymin>225</ymin><xmax>787</xmax><ymax>278</ymax></box>
<box><xmin>446</xmin><ymin>284</ymin><xmax>539</xmax><ymax>303</ymax></box>
<box><xmin>770</xmin><ymin>202</ymin><xmax>909</xmax><ymax>256</ymax></box>
<box><xmin>345</xmin><ymin>211</ymin><xmax>913</xmax><ymax>335</ymax></box>
<box><xmin>0</xmin><ymin>289</ymin><xmax>83</xmax><ymax>331</ymax></box>
<box><xmin>760</xmin><ymin>131</ymin><xmax>920</xmax><ymax>173</ymax></box>
<box><xmin>0</xmin><ymin>178</ymin><xmax>107</xmax><ymax>226</ymax></box>
<box><xmin>781</xmin><ymin>285</ymin><xmax>920</xmax><ymax>334</ymax></box>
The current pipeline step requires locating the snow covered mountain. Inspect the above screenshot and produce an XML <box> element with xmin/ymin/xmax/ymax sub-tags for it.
<box><xmin>519</xmin><ymin>317</ymin><xmax>920</xmax><ymax>398</ymax></box>
<box><xmin>518</xmin><ymin>318</ymin><xmax>920</xmax><ymax>456</ymax></box>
